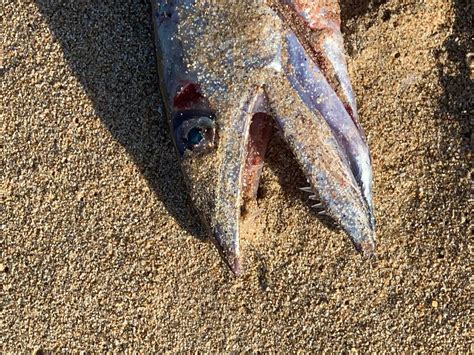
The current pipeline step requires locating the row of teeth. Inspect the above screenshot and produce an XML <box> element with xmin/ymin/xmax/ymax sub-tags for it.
<box><xmin>300</xmin><ymin>187</ymin><xmax>325</xmax><ymax>212</ymax></box>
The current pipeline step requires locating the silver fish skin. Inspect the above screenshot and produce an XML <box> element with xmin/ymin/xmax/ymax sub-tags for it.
<box><xmin>152</xmin><ymin>0</ymin><xmax>375</xmax><ymax>275</ymax></box>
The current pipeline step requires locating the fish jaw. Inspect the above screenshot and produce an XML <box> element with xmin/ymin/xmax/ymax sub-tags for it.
<box><xmin>266</xmin><ymin>75</ymin><xmax>376</xmax><ymax>256</ymax></box>
<box><xmin>283</xmin><ymin>32</ymin><xmax>375</xmax><ymax>231</ymax></box>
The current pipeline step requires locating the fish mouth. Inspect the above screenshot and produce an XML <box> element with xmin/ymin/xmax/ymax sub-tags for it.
<box><xmin>211</xmin><ymin>86</ymin><xmax>375</xmax><ymax>275</ymax></box>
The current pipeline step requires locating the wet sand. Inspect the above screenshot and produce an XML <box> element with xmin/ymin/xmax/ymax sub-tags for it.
<box><xmin>2</xmin><ymin>0</ymin><xmax>472</xmax><ymax>352</ymax></box>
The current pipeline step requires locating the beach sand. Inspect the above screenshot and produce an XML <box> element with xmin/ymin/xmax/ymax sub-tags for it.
<box><xmin>2</xmin><ymin>0</ymin><xmax>472</xmax><ymax>352</ymax></box>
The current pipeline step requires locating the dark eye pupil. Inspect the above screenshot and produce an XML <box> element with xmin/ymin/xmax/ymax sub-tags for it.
<box><xmin>172</xmin><ymin>110</ymin><xmax>215</xmax><ymax>156</ymax></box>
<box><xmin>187</xmin><ymin>127</ymin><xmax>204</xmax><ymax>145</ymax></box>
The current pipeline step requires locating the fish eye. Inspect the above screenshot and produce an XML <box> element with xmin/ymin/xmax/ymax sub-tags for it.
<box><xmin>173</xmin><ymin>111</ymin><xmax>216</xmax><ymax>156</ymax></box>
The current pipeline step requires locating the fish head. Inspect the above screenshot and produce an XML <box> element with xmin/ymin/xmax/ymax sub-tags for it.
<box><xmin>152</xmin><ymin>0</ymin><xmax>376</xmax><ymax>275</ymax></box>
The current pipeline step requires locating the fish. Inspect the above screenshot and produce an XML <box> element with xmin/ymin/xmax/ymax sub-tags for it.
<box><xmin>151</xmin><ymin>0</ymin><xmax>376</xmax><ymax>275</ymax></box>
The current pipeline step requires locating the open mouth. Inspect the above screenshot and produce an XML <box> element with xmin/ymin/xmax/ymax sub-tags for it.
<box><xmin>212</xmin><ymin>85</ymin><xmax>375</xmax><ymax>275</ymax></box>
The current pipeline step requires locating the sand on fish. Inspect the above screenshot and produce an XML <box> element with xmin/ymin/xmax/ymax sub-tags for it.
<box><xmin>2</xmin><ymin>0</ymin><xmax>471</xmax><ymax>352</ymax></box>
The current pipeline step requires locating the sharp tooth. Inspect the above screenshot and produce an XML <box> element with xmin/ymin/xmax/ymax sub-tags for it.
<box><xmin>318</xmin><ymin>210</ymin><xmax>326</xmax><ymax>215</ymax></box>
<box><xmin>312</xmin><ymin>203</ymin><xmax>323</xmax><ymax>208</ymax></box>
<box><xmin>309</xmin><ymin>195</ymin><xmax>319</xmax><ymax>200</ymax></box>
<box><xmin>300</xmin><ymin>187</ymin><xmax>313</xmax><ymax>193</ymax></box>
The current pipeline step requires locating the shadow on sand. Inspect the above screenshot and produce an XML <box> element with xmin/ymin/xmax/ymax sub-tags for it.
<box><xmin>35</xmin><ymin>0</ymin><xmax>206</xmax><ymax>239</ymax></box>
<box><xmin>436</xmin><ymin>0</ymin><xmax>473</xmax><ymax>134</ymax></box>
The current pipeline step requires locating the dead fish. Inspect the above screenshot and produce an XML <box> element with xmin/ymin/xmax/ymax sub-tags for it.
<box><xmin>151</xmin><ymin>0</ymin><xmax>375</xmax><ymax>275</ymax></box>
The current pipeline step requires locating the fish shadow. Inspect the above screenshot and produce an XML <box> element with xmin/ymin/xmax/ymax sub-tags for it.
<box><xmin>431</xmin><ymin>0</ymin><xmax>472</xmax><ymax>256</ymax></box>
<box><xmin>436</xmin><ymin>0</ymin><xmax>472</xmax><ymax>132</ymax></box>
<box><xmin>34</xmin><ymin>0</ymin><xmax>205</xmax><ymax>239</ymax></box>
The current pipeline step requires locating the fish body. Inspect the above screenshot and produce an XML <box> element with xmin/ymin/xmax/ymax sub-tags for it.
<box><xmin>152</xmin><ymin>0</ymin><xmax>375</xmax><ymax>274</ymax></box>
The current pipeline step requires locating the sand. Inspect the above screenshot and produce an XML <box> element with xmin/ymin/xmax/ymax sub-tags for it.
<box><xmin>2</xmin><ymin>0</ymin><xmax>472</xmax><ymax>352</ymax></box>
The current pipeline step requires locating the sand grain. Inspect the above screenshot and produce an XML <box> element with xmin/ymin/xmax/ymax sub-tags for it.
<box><xmin>2</xmin><ymin>0</ymin><xmax>472</xmax><ymax>352</ymax></box>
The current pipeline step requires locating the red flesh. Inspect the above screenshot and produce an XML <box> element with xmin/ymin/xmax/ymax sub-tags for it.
<box><xmin>242</xmin><ymin>113</ymin><xmax>273</xmax><ymax>204</ymax></box>
<box><xmin>173</xmin><ymin>82</ymin><xmax>203</xmax><ymax>110</ymax></box>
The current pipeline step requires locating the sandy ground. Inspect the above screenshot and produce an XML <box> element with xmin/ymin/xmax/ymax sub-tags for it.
<box><xmin>2</xmin><ymin>0</ymin><xmax>472</xmax><ymax>352</ymax></box>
